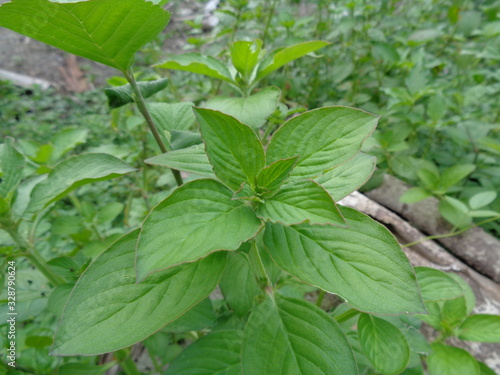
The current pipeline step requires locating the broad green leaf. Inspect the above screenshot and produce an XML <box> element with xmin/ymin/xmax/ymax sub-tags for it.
<box><xmin>427</xmin><ymin>343</ymin><xmax>479</xmax><ymax>375</ymax></box>
<box><xmin>165</xmin><ymin>330</ymin><xmax>243</xmax><ymax>375</ymax></box>
<box><xmin>358</xmin><ymin>313</ymin><xmax>410</xmax><ymax>375</ymax></box>
<box><xmin>438</xmin><ymin>164</ymin><xmax>476</xmax><ymax>192</ymax></box>
<box><xmin>264</xmin><ymin>206</ymin><xmax>425</xmax><ymax>314</ymax></box>
<box><xmin>50</xmin><ymin>128</ymin><xmax>88</xmax><ymax>163</ymax></box>
<box><xmin>315</xmin><ymin>153</ymin><xmax>376</xmax><ymax>201</ymax></box>
<box><xmin>242</xmin><ymin>295</ymin><xmax>358</xmax><ymax>375</ymax></box>
<box><xmin>25</xmin><ymin>154</ymin><xmax>135</xmax><ymax>216</ymax></box>
<box><xmin>255</xmin><ymin>41</ymin><xmax>330</xmax><ymax>82</ymax></box>
<box><xmin>469</xmin><ymin>191</ymin><xmax>497</xmax><ymax>210</ymax></box>
<box><xmin>0</xmin><ymin>0</ymin><xmax>170</xmax><ymax>71</ymax></box>
<box><xmin>478</xmin><ymin>362</ymin><xmax>497</xmax><ymax>375</ymax></box>
<box><xmin>11</xmin><ymin>175</ymin><xmax>46</xmax><ymax>219</ymax></box>
<box><xmin>0</xmin><ymin>138</ymin><xmax>25</xmax><ymax>198</ymax></box>
<box><xmin>58</xmin><ymin>363</ymin><xmax>115</xmax><ymax>375</ymax></box>
<box><xmin>104</xmin><ymin>79</ymin><xmax>168</xmax><ymax>109</ymax></box>
<box><xmin>170</xmin><ymin>130</ymin><xmax>203</xmax><ymax>150</ymax></box>
<box><xmin>219</xmin><ymin>251</ymin><xmax>262</xmax><ymax>317</ymax></box>
<box><xmin>400</xmin><ymin>187</ymin><xmax>433</xmax><ymax>204</ymax></box>
<box><xmin>145</xmin><ymin>145</ymin><xmax>215</xmax><ymax>179</ymax></box>
<box><xmin>427</xmin><ymin>93</ymin><xmax>447</xmax><ymax>122</ymax></box>
<box><xmin>439</xmin><ymin>296</ymin><xmax>468</xmax><ymax>328</ymax></box>
<box><xmin>267</xmin><ymin>107</ymin><xmax>379</xmax><ymax>180</ymax></box>
<box><xmin>148</xmin><ymin>102</ymin><xmax>196</xmax><ymax>132</ymax></box>
<box><xmin>194</xmin><ymin>108</ymin><xmax>265</xmax><ymax>190</ymax></box>
<box><xmin>414</xmin><ymin>267</ymin><xmax>464</xmax><ymax>302</ymax></box>
<box><xmin>136</xmin><ymin>179</ymin><xmax>261</xmax><ymax>279</ymax></box>
<box><xmin>448</xmin><ymin>273</ymin><xmax>476</xmax><ymax>315</ymax></box>
<box><xmin>233</xmin><ymin>182</ymin><xmax>262</xmax><ymax>202</ymax></box>
<box><xmin>230</xmin><ymin>39</ymin><xmax>262</xmax><ymax>78</ymax></box>
<box><xmin>458</xmin><ymin>315</ymin><xmax>500</xmax><ymax>342</ymax></box>
<box><xmin>256</xmin><ymin>156</ymin><xmax>299</xmax><ymax>192</ymax></box>
<box><xmin>155</xmin><ymin>53</ymin><xmax>234</xmax><ymax>83</ymax></box>
<box><xmin>164</xmin><ymin>298</ymin><xmax>216</xmax><ymax>333</ymax></box>
<box><xmin>417</xmin><ymin>167</ymin><xmax>440</xmax><ymax>191</ymax></box>
<box><xmin>97</xmin><ymin>202</ymin><xmax>124</xmax><ymax>224</ymax></box>
<box><xmin>257</xmin><ymin>180</ymin><xmax>347</xmax><ymax>226</ymax></box>
<box><xmin>204</xmin><ymin>87</ymin><xmax>281</xmax><ymax>130</ymax></box>
<box><xmin>51</xmin><ymin>230</ymin><xmax>226</xmax><ymax>355</ymax></box>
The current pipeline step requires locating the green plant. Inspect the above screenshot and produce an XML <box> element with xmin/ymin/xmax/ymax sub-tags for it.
<box><xmin>1</xmin><ymin>1</ymin><xmax>499</xmax><ymax>374</ymax></box>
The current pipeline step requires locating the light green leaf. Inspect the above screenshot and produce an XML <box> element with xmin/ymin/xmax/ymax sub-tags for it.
<box><xmin>417</xmin><ymin>167</ymin><xmax>440</xmax><ymax>191</ymax></box>
<box><xmin>400</xmin><ymin>187</ymin><xmax>433</xmax><ymax>204</ymax></box>
<box><xmin>0</xmin><ymin>0</ymin><xmax>170</xmax><ymax>71</ymax></box>
<box><xmin>58</xmin><ymin>363</ymin><xmax>115</xmax><ymax>375</ymax></box>
<box><xmin>145</xmin><ymin>145</ymin><xmax>215</xmax><ymax>179</ymax></box>
<box><xmin>438</xmin><ymin>164</ymin><xmax>476</xmax><ymax>192</ymax></box>
<box><xmin>204</xmin><ymin>87</ymin><xmax>281</xmax><ymax>130</ymax></box>
<box><xmin>439</xmin><ymin>197</ymin><xmax>472</xmax><ymax>228</ymax></box>
<box><xmin>242</xmin><ymin>295</ymin><xmax>358</xmax><ymax>375</ymax></box>
<box><xmin>263</xmin><ymin>206</ymin><xmax>425</xmax><ymax>314</ymax></box>
<box><xmin>230</xmin><ymin>39</ymin><xmax>262</xmax><ymax>78</ymax></box>
<box><xmin>256</xmin><ymin>156</ymin><xmax>299</xmax><ymax>192</ymax></box>
<box><xmin>165</xmin><ymin>330</ymin><xmax>243</xmax><ymax>375</ymax></box>
<box><xmin>469</xmin><ymin>210</ymin><xmax>500</xmax><ymax>217</ymax></box>
<box><xmin>155</xmin><ymin>53</ymin><xmax>234</xmax><ymax>83</ymax></box>
<box><xmin>469</xmin><ymin>191</ymin><xmax>497</xmax><ymax>210</ymax></box>
<box><xmin>136</xmin><ymin>179</ymin><xmax>261</xmax><ymax>279</ymax></box>
<box><xmin>414</xmin><ymin>267</ymin><xmax>464</xmax><ymax>302</ymax></box>
<box><xmin>148</xmin><ymin>102</ymin><xmax>196</xmax><ymax>132</ymax></box>
<box><xmin>219</xmin><ymin>251</ymin><xmax>262</xmax><ymax>317</ymax></box>
<box><xmin>25</xmin><ymin>154</ymin><xmax>135</xmax><ymax>216</ymax></box>
<box><xmin>97</xmin><ymin>202</ymin><xmax>124</xmax><ymax>224</ymax></box>
<box><xmin>427</xmin><ymin>343</ymin><xmax>479</xmax><ymax>375</ymax></box>
<box><xmin>50</xmin><ymin>128</ymin><xmax>88</xmax><ymax>163</ymax></box>
<box><xmin>255</xmin><ymin>41</ymin><xmax>330</xmax><ymax>82</ymax></box>
<box><xmin>458</xmin><ymin>315</ymin><xmax>500</xmax><ymax>343</ymax></box>
<box><xmin>267</xmin><ymin>106</ymin><xmax>379</xmax><ymax>180</ymax></box>
<box><xmin>257</xmin><ymin>180</ymin><xmax>347</xmax><ymax>226</ymax></box>
<box><xmin>315</xmin><ymin>153</ymin><xmax>376</xmax><ymax>201</ymax></box>
<box><xmin>427</xmin><ymin>93</ymin><xmax>447</xmax><ymax>122</ymax></box>
<box><xmin>194</xmin><ymin>108</ymin><xmax>266</xmax><ymax>190</ymax></box>
<box><xmin>448</xmin><ymin>273</ymin><xmax>476</xmax><ymax>315</ymax></box>
<box><xmin>358</xmin><ymin>313</ymin><xmax>410</xmax><ymax>375</ymax></box>
<box><xmin>170</xmin><ymin>130</ymin><xmax>202</xmax><ymax>150</ymax></box>
<box><xmin>164</xmin><ymin>298</ymin><xmax>216</xmax><ymax>333</ymax></box>
<box><xmin>104</xmin><ymin>79</ymin><xmax>168</xmax><ymax>109</ymax></box>
<box><xmin>51</xmin><ymin>230</ymin><xmax>226</xmax><ymax>355</ymax></box>
<box><xmin>0</xmin><ymin>138</ymin><xmax>25</xmax><ymax>198</ymax></box>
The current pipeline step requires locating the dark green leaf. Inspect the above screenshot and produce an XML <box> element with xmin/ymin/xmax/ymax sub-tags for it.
<box><xmin>136</xmin><ymin>179</ymin><xmax>261</xmax><ymax>279</ymax></box>
<box><xmin>263</xmin><ymin>207</ymin><xmax>425</xmax><ymax>314</ymax></box>
<box><xmin>170</xmin><ymin>130</ymin><xmax>202</xmax><ymax>150</ymax></box>
<box><xmin>104</xmin><ymin>79</ymin><xmax>168</xmax><ymax>109</ymax></box>
<box><xmin>194</xmin><ymin>108</ymin><xmax>266</xmax><ymax>190</ymax></box>
<box><xmin>0</xmin><ymin>0</ymin><xmax>170</xmax><ymax>70</ymax></box>
<box><xmin>256</xmin><ymin>156</ymin><xmax>299</xmax><ymax>193</ymax></box>
<box><xmin>51</xmin><ymin>230</ymin><xmax>226</xmax><ymax>355</ymax></box>
<box><xmin>242</xmin><ymin>295</ymin><xmax>358</xmax><ymax>375</ymax></box>
<box><xmin>0</xmin><ymin>138</ymin><xmax>25</xmax><ymax>198</ymax></box>
<box><xmin>148</xmin><ymin>101</ymin><xmax>196</xmax><ymax>132</ymax></box>
<box><xmin>427</xmin><ymin>343</ymin><xmax>479</xmax><ymax>375</ymax></box>
<box><xmin>267</xmin><ymin>107</ymin><xmax>379</xmax><ymax>180</ymax></box>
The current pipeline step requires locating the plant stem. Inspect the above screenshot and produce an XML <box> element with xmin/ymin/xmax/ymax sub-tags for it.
<box><xmin>334</xmin><ymin>308</ymin><xmax>360</xmax><ymax>324</ymax></box>
<box><xmin>248</xmin><ymin>240</ymin><xmax>271</xmax><ymax>289</ymax></box>
<box><xmin>122</xmin><ymin>69</ymin><xmax>183</xmax><ymax>187</ymax></box>
<box><xmin>24</xmin><ymin>250</ymin><xmax>65</xmax><ymax>287</ymax></box>
<box><xmin>262</xmin><ymin>0</ymin><xmax>277</xmax><ymax>46</ymax></box>
<box><xmin>315</xmin><ymin>290</ymin><xmax>326</xmax><ymax>307</ymax></box>
<box><xmin>403</xmin><ymin>216</ymin><xmax>500</xmax><ymax>247</ymax></box>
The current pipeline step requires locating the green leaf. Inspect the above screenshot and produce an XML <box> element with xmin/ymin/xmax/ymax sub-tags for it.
<box><xmin>219</xmin><ymin>251</ymin><xmax>262</xmax><ymax>317</ymax></box>
<box><xmin>155</xmin><ymin>53</ymin><xmax>234</xmax><ymax>83</ymax></box>
<box><xmin>165</xmin><ymin>330</ymin><xmax>243</xmax><ymax>375</ymax></box>
<box><xmin>315</xmin><ymin>153</ymin><xmax>376</xmax><ymax>201</ymax></box>
<box><xmin>104</xmin><ymin>79</ymin><xmax>168</xmax><ymax>109</ymax></box>
<box><xmin>358</xmin><ymin>313</ymin><xmax>411</xmax><ymax>375</ymax></box>
<box><xmin>469</xmin><ymin>191</ymin><xmax>497</xmax><ymax>210</ymax></box>
<box><xmin>478</xmin><ymin>362</ymin><xmax>497</xmax><ymax>375</ymax></box>
<box><xmin>427</xmin><ymin>343</ymin><xmax>479</xmax><ymax>375</ymax></box>
<box><xmin>145</xmin><ymin>145</ymin><xmax>215</xmax><ymax>179</ymax></box>
<box><xmin>263</xmin><ymin>206</ymin><xmax>425</xmax><ymax>314</ymax></box>
<box><xmin>427</xmin><ymin>93</ymin><xmax>447</xmax><ymax>122</ymax></box>
<box><xmin>257</xmin><ymin>180</ymin><xmax>347</xmax><ymax>226</ymax></box>
<box><xmin>0</xmin><ymin>138</ymin><xmax>25</xmax><ymax>198</ymax></box>
<box><xmin>400</xmin><ymin>187</ymin><xmax>433</xmax><ymax>204</ymax></box>
<box><xmin>25</xmin><ymin>153</ymin><xmax>135</xmax><ymax>216</ymax></box>
<box><xmin>256</xmin><ymin>156</ymin><xmax>299</xmax><ymax>192</ymax></box>
<box><xmin>97</xmin><ymin>202</ymin><xmax>124</xmax><ymax>224</ymax></box>
<box><xmin>266</xmin><ymin>107</ymin><xmax>379</xmax><ymax>180</ymax></box>
<box><xmin>50</xmin><ymin>128</ymin><xmax>88</xmax><ymax>163</ymax></box>
<box><xmin>194</xmin><ymin>108</ymin><xmax>266</xmax><ymax>190</ymax></box>
<box><xmin>0</xmin><ymin>0</ymin><xmax>170</xmax><ymax>71</ymax></box>
<box><xmin>242</xmin><ymin>295</ymin><xmax>358</xmax><ymax>375</ymax></box>
<box><xmin>170</xmin><ymin>130</ymin><xmax>202</xmax><ymax>150</ymax></box>
<box><xmin>458</xmin><ymin>315</ymin><xmax>500</xmax><ymax>343</ymax></box>
<box><xmin>255</xmin><ymin>41</ymin><xmax>330</xmax><ymax>82</ymax></box>
<box><xmin>414</xmin><ymin>267</ymin><xmax>464</xmax><ymax>302</ymax></box>
<box><xmin>204</xmin><ymin>87</ymin><xmax>281</xmax><ymax>130</ymax></box>
<box><xmin>164</xmin><ymin>298</ymin><xmax>216</xmax><ymax>333</ymax></box>
<box><xmin>136</xmin><ymin>179</ymin><xmax>261</xmax><ymax>279</ymax></box>
<box><xmin>439</xmin><ymin>197</ymin><xmax>472</xmax><ymax>228</ymax></box>
<box><xmin>58</xmin><ymin>363</ymin><xmax>115</xmax><ymax>375</ymax></box>
<box><xmin>439</xmin><ymin>164</ymin><xmax>476</xmax><ymax>192</ymax></box>
<box><xmin>417</xmin><ymin>167</ymin><xmax>440</xmax><ymax>191</ymax></box>
<box><xmin>448</xmin><ymin>273</ymin><xmax>476</xmax><ymax>315</ymax></box>
<box><xmin>51</xmin><ymin>230</ymin><xmax>226</xmax><ymax>355</ymax></box>
<box><xmin>230</xmin><ymin>39</ymin><xmax>262</xmax><ymax>78</ymax></box>
<box><xmin>148</xmin><ymin>102</ymin><xmax>196</xmax><ymax>132</ymax></box>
